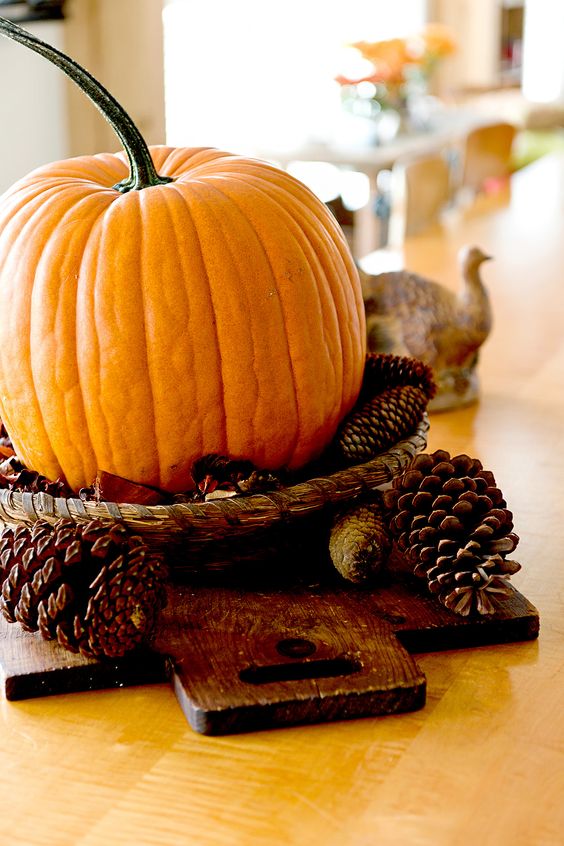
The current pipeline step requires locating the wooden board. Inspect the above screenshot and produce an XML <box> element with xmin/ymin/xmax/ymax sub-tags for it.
<box><xmin>0</xmin><ymin>622</ymin><xmax>166</xmax><ymax>701</ymax></box>
<box><xmin>157</xmin><ymin>584</ymin><xmax>427</xmax><ymax>736</ymax></box>
<box><xmin>0</xmin><ymin>569</ymin><xmax>538</xmax><ymax>734</ymax></box>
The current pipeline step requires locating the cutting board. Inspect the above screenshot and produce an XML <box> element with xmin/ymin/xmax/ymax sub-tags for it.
<box><xmin>0</xmin><ymin>563</ymin><xmax>539</xmax><ymax>735</ymax></box>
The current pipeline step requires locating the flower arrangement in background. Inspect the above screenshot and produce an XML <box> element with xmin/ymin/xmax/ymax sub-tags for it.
<box><xmin>336</xmin><ymin>24</ymin><xmax>457</xmax><ymax>134</ymax></box>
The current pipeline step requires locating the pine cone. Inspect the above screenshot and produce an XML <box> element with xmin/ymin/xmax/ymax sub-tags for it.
<box><xmin>362</xmin><ymin>353</ymin><xmax>437</xmax><ymax>399</ymax></box>
<box><xmin>337</xmin><ymin>384</ymin><xmax>430</xmax><ymax>463</ymax></box>
<box><xmin>383</xmin><ymin>450</ymin><xmax>521</xmax><ymax>616</ymax></box>
<box><xmin>329</xmin><ymin>496</ymin><xmax>392</xmax><ymax>584</ymax></box>
<box><xmin>336</xmin><ymin>354</ymin><xmax>436</xmax><ymax>463</ymax></box>
<box><xmin>0</xmin><ymin>519</ymin><xmax>167</xmax><ymax>658</ymax></box>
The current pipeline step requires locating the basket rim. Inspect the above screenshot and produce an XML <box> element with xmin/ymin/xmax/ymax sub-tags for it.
<box><xmin>0</xmin><ymin>415</ymin><xmax>429</xmax><ymax>540</ymax></box>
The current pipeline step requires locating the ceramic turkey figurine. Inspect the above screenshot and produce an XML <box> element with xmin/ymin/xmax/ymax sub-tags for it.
<box><xmin>360</xmin><ymin>245</ymin><xmax>493</xmax><ymax>410</ymax></box>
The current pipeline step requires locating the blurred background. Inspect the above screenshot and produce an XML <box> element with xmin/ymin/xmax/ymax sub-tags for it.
<box><xmin>1</xmin><ymin>0</ymin><xmax>563</xmax><ymax>257</ymax></box>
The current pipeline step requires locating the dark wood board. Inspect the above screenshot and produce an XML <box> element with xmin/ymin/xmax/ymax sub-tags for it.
<box><xmin>0</xmin><ymin>568</ymin><xmax>539</xmax><ymax>735</ymax></box>
<box><xmin>0</xmin><ymin>620</ymin><xmax>166</xmax><ymax>701</ymax></box>
<box><xmin>157</xmin><ymin>584</ymin><xmax>428</xmax><ymax>736</ymax></box>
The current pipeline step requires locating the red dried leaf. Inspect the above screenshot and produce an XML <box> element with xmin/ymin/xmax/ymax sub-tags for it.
<box><xmin>96</xmin><ymin>471</ymin><xmax>165</xmax><ymax>505</ymax></box>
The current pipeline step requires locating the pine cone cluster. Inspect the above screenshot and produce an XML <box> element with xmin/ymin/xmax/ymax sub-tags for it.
<box><xmin>0</xmin><ymin>518</ymin><xmax>167</xmax><ymax>658</ymax></box>
<box><xmin>336</xmin><ymin>354</ymin><xmax>436</xmax><ymax>463</ymax></box>
<box><xmin>383</xmin><ymin>450</ymin><xmax>520</xmax><ymax>615</ymax></box>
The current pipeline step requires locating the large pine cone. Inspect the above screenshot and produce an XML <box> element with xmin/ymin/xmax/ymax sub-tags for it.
<box><xmin>383</xmin><ymin>450</ymin><xmax>520</xmax><ymax>615</ymax></box>
<box><xmin>0</xmin><ymin>519</ymin><xmax>167</xmax><ymax>658</ymax></box>
<box><xmin>336</xmin><ymin>354</ymin><xmax>436</xmax><ymax>463</ymax></box>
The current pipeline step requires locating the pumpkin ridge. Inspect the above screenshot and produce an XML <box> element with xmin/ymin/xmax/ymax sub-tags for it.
<box><xmin>88</xmin><ymin>151</ymin><xmax>131</xmax><ymax>186</ymax></box>
<box><xmin>169</xmin><ymin>182</ymin><xmax>229</xmax><ymax>457</ymax></box>
<box><xmin>154</xmin><ymin>184</ymin><xmax>203</xmax><ymax>476</ymax></box>
<box><xmin>0</xmin><ymin>181</ymin><xmax>93</xmax><ymax>237</ymax></box>
<box><xmin>87</xmin><ymin>193</ymin><xmax>175</xmax><ymax>487</ymax></box>
<box><xmin>270</xmin><ymin>177</ymin><xmax>365</xmax><ymax>413</ymax></box>
<box><xmin>33</xmin><ymin>191</ymin><xmax>112</xmax><ymax>486</ymax></box>
<box><xmin>0</xmin><ymin>187</ymin><xmax>110</xmax><ymax>483</ymax></box>
<box><xmin>136</xmin><ymin>190</ymin><xmax>162</xmax><ymax>488</ymax></box>
<box><xmin>184</xmin><ymin>180</ymin><xmax>263</xmax><ymax>460</ymax></box>
<box><xmin>209</xmin><ymin>176</ymin><xmax>340</xmax><ymax>462</ymax></box>
<box><xmin>14</xmin><ymin>154</ymin><xmax>129</xmax><ymax>195</ymax></box>
<box><xmin>158</xmin><ymin>183</ymin><xmax>213</xmax><ymax>467</ymax></box>
<box><xmin>187</xmin><ymin>177</ymin><xmax>302</xmax><ymax>467</ymax></box>
<box><xmin>233</xmin><ymin>175</ymin><xmax>345</xmax><ymax>403</ymax></box>
<box><xmin>153</xmin><ymin>146</ymin><xmax>235</xmax><ymax>178</ymax></box>
<box><xmin>206</xmin><ymin>175</ymin><xmax>345</xmax><ymax>467</ymax></box>
<box><xmin>216</xmin><ymin>160</ymin><xmax>360</xmax><ymax>278</ymax></box>
<box><xmin>75</xmin><ymin>204</ymin><xmax>115</xmax><ymax>485</ymax></box>
<box><xmin>180</xmin><ymin>179</ymin><xmax>283</xmax><ymax>464</ymax></box>
<box><xmin>210</xmin><ymin>174</ymin><xmax>350</xmax><ymax>439</ymax></box>
<box><xmin>268</xmin><ymin>186</ymin><xmax>361</xmax><ymax>415</ymax></box>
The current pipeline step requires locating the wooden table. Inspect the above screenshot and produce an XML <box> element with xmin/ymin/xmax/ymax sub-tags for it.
<box><xmin>1</xmin><ymin>155</ymin><xmax>563</xmax><ymax>845</ymax></box>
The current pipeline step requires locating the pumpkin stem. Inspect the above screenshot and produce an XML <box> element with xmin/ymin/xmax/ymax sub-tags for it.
<box><xmin>0</xmin><ymin>16</ymin><xmax>172</xmax><ymax>193</ymax></box>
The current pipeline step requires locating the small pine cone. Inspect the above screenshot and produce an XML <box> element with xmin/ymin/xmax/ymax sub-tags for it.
<box><xmin>0</xmin><ymin>519</ymin><xmax>167</xmax><ymax>658</ymax></box>
<box><xmin>362</xmin><ymin>353</ymin><xmax>437</xmax><ymax>400</ymax></box>
<box><xmin>337</xmin><ymin>383</ymin><xmax>430</xmax><ymax>463</ymax></box>
<box><xmin>335</xmin><ymin>354</ymin><xmax>436</xmax><ymax>463</ymax></box>
<box><xmin>383</xmin><ymin>450</ymin><xmax>520</xmax><ymax>615</ymax></box>
<box><xmin>329</xmin><ymin>497</ymin><xmax>392</xmax><ymax>583</ymax></box>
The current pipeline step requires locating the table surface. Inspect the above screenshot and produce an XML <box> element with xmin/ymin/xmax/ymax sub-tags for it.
<box><xmin>2</xmin><ymin>155</ymin><xmax>564</xmax><ymax>846</ymax></box>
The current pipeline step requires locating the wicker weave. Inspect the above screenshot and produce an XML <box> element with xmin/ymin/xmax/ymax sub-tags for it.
<box><xmin>0</xmin><ymin>416</ymin><xmax>429</xmax><ymax>564</ymax></box>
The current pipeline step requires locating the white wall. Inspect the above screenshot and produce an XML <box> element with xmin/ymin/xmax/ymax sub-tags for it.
<box><xmin>522</xmin><ymin>0</ymin><xmax>564</xmax><ymax>103</ymax></box>
<box><xmin>0</xmin><ymin>2</ymin><xmax>167</xmax><ymax>196</ymax></box>
<box><xmin>64</xmin><ymin>0</ymin><xmax>166</xmax><ymax>158</ymax></box>
<box><xmin>0</xmin><ymin>20</ymin><xmax>69</xmax><ymax>194</ymax></box>
<box><xmin>432</xmin><ymin>0</ymin><xmax>501</xmax><ymax>94</ymax></box>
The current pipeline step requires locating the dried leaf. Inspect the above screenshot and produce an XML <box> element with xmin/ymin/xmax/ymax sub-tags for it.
<box><xmin>96</xmin><ymin>470</ymin><xmax>165</xmax><ymax>505</ymax></box>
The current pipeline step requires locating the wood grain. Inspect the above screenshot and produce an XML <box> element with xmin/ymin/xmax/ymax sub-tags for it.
<box><xmin>0</xmin><ymin>618</ymin><xmax>166</xmax><ymax>701</ymax></box>
<box><xmin>161</xmin><ymin>579</ymin><xmax>536</xmax><ymax>735</ymax></box>
<box><xmin>161</xmin><ymin>583</ymin><xmax>426</xmax><ymax>735</ymax></box>
<box><xmin>1</xmin><ymin>570</ymin><xmax>537</xmax><ymax>734</ymax></box>
<box><xmin>0</xmin><ymin>154</ymin><xmax>563</xmax><ymax>845</ymax></box>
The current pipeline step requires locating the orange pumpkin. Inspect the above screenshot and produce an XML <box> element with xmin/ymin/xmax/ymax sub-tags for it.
<box><xmin>0</xmin><ymin>19</ymin><xmax>365</xmax><ymax>493</ymax></box>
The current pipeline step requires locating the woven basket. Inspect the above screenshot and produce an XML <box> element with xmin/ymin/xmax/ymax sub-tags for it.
<box><xmin>0</xmin><ymin>416</ymin><xmax>429</xmax><ymax>571</ymax></box>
